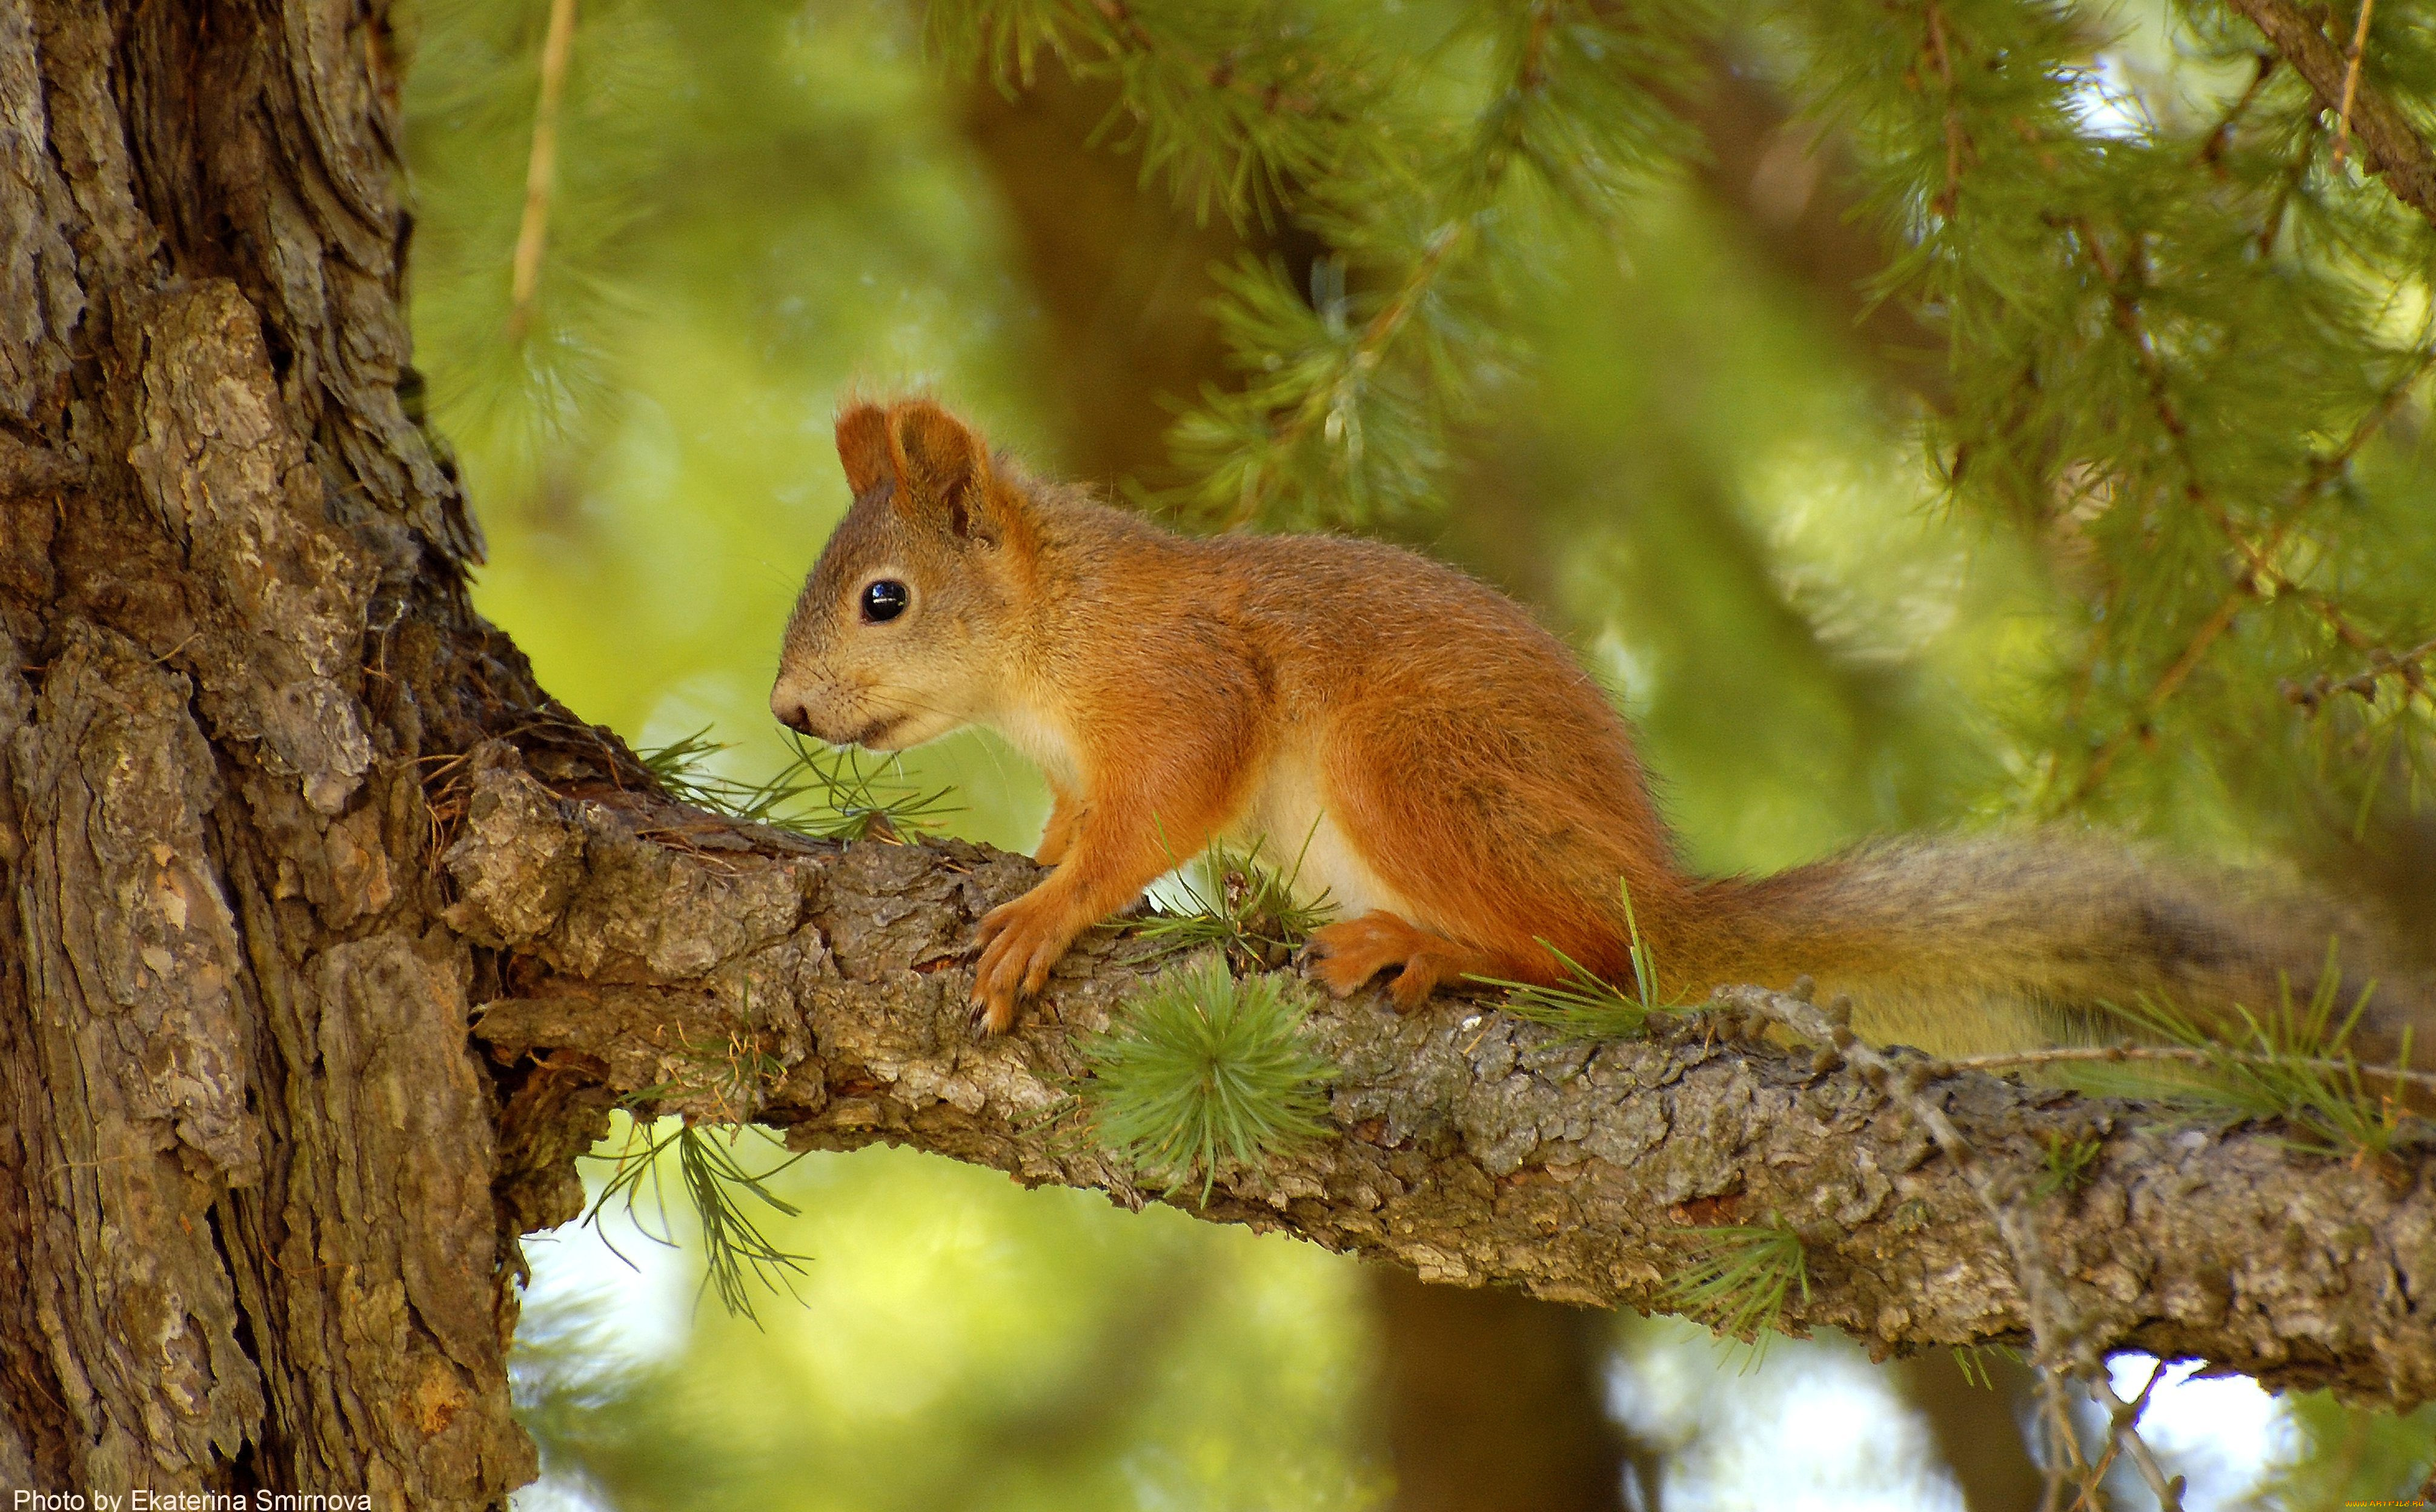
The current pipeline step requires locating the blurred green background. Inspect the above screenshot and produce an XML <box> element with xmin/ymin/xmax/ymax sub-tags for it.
<box><xmin>396</xmin><ymin>0</ymin><xmax>2435</xmax><ymax>1505</ymax></box>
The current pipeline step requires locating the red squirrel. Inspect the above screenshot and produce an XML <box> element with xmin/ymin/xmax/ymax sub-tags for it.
<box><xmin>771</xmin><ymin>398</ymin><xmax>2432</xmax><ymax>1069</ymax></box>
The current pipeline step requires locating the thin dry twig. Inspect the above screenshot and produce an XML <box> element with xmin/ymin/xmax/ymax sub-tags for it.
<box><xmin>508</xmin><ymin>0</ymin><xmax>580</xmax><ymax>341</ymax></box>
<box><xmin>2071</xmin><ymin>1360</ymin><xmax>2177</xmax><ymax>1511</ymax></box>
<box><xmin>2222</xmin><ymin>0</ymin><xmax>2436</xmax><ymax>224</ymax></box>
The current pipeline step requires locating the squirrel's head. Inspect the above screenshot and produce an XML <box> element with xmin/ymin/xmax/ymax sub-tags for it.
<box><xmin>770</xmin><ymin>399</ymin><xmax>1038</xmax><ymax>751</ymax></box>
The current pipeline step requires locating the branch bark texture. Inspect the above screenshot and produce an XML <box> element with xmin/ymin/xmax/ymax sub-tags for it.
<box><xmin>2225</xmin><ymin>0</ymin><xmax>2436</xmax><ymax>224</ymax></box>
<box><xmin>445</xmin><ymin>753</ymin><xmax>2436</xmax><ymax>1411</ymax></box>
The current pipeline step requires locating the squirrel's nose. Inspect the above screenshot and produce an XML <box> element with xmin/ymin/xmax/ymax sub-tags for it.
<box><xmin>770</xmin><ymin>689</ymin><xmax>815</xmax><ymax>735</ymax></box>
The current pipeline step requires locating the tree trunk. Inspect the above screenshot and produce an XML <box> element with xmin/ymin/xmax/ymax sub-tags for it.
<box><xmin>1</xmin><ymin>2</ymin><xmax>582</xmax><ymax>1500</ymax></box>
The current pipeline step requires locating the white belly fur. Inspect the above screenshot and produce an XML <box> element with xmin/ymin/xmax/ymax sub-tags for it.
<box><xmin>986</xmin><ymin>701</ymin><xmax>1083</xmax><ymax>792</ymax></box>
<box><xmin>1221</xmin><ymin>745</ymin><xmax>1409</xmax><ymax>923</ymax></box>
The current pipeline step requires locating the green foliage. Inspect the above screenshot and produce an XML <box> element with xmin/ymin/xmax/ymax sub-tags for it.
<box><xmin>2031</xmin><ymin>1130</ymin><xmax>2105</xmax><ymax>1199</ymax></box>
<box><xmin>924</xmin><ymin>0</ymin><xmax>1379</xmax><ymax>224</ymax></box>
<box><xmin>586</xmin><ymin>1115</ymin><xmax>814</xmax><ymax>1324</ymax></box>
<box><xmin>525</xmin><ymin>1147</ymin><xmax>1389</xmax><ymax>1511</ymax></box>
<box><xmin>2093</xmin><ymin>946</ymin><xmax>2413</xmax><ymax>1159</ymax></box>
<box><xmin>1948</xmin><ymin>1343</ymin><xmax>2021</xmax><ymax>1390</ymax></box>
<box><xmin>1135</xmin><ymin>836</ymin><xmax>1338</xmax><ymax>968</ymax></box>
<box><xmin>1783</xmin><ymin>0</ymin><xmax>2436</xmax><ymax>846</ymax></box>
<box><xmin>931</xmin><ymin>1</ymin><xmax>1710</xmax><ymax>531</ymax></box>
<box><xmin>1083</xmin><ymin>956</ymin><xmax>1336</xmax><ymax>1199</ymax></box>
<box><xmin>1661</xmin><ymin>1218</ymin><xmax>1811</xmax><ymax>1361</ymax></box>
<box><xmin>2243</xmin><ymin>1392</ymin><xmax>2436</xmax><ymax>1510</ymax></box>
<box><xmin>637</xmin><ymin>726</ymin><xmax>957</xmax><ymax>841</ymax></box>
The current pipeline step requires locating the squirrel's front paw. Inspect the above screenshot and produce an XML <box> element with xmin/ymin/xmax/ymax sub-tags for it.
<box><xmin>970</xmin><ymin>894</ymin><xmax>1079</xmax><ymax>1035</ymax></box>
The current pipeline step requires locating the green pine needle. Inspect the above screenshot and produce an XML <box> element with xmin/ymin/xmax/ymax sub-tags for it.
<box><xmin>583</xmin><ymin>1115</ymin><xmax>814</xmax><ymax>1324</ymax></box>
<box><xmin>1083</xmin><ymin>955</ymin><xmax>1336</xmax><ymax>1201</ymax></box>
<box><xmin>2031</xmin><ymin>1131</ymin><xmax>2104</xmax><ymax>1199</ymax></box>
<box><xmin>1476</xmin><ymin>878</ymin><xmax>1688</xmax><ymax>1039</ymax></box>
<box><xmin>1134</xmin><ymin>834</ymin><xmax>1337</xmax><ymax>967</ymax></box>
<box><xmin>1661</xmin><ymin>1218</ymin><xmax>1811</xmax><ymax>1365</ymax></box>
<box><xmin>638</xmin><ymin>726</ymin><xmax>957</xmax><ymax>842</ymax></box>
<box><xmin>1950</xmin><ymin>1344</ymin><xmax>2023</xmax><ymax>1390</ymax></box>
<box><xmin>2089</xmin><ymin>941</ymin><xmax>2413</xmax><ymax>1160</ymax></box>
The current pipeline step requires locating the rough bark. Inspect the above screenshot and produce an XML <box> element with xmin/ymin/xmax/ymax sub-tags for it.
<box><xmin>442</xmin><ymin>754</ymin><xmax>2436</xmax><ymax>1411</ymax></box>
<box><xmin>0</xmin><ymin>1</ymin><xmax>600</xmax><ymax>1502</ymax></box>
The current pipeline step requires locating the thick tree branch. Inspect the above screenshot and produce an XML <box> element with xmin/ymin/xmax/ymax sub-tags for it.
<box><xmin>2223</xmin><ymin>0</ymin><xmax>2436</xmax><ymax>225</ymax></box>
<box><xmin>440</xmin><ymin>748</ymin><xmax>2436</xmax><ymax>1410</ymax></box>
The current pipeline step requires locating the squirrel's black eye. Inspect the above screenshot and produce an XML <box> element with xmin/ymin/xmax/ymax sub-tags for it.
<box><xmin>860</xmin><ymin>579</ymin><xmax>910</xmax><ymax>623</ymax></box>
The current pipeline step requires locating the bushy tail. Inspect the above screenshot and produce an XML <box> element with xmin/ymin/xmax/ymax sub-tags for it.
<box><xmin>1694</xmin><ymin>834</ymin><xmax>2434</xmax><ymax>1069</ymax></box>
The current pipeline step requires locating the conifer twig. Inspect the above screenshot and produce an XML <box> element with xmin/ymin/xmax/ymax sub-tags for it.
<box><xmin>1083</xmin><ymin>0</ymin><xmax>1319</xmax><ymax>119</ymax></box>
<box><xmin>1212</xmin><ymin>3</ymin><xmax>1558</xmax><ymax>531</ymax></box>
<box><xmin>2062</xmin><ymin>346</ymin><xmax>2434</xmax><ymax>803</ymax></box>
<box><xmin>2333</xmin><ymin>0</ymin><xmax>2377</xmax><ymax>168</ymax></box>
<box><xmin>2222</xmin><ymin>0</ymin><xmax>2436</xmax><ymax>224</ymax></box>
<box><xmin>508</xmin><ymin>0</ymin><xmax>580</xmax><ymax>341</ymax></box>
<box><xmin>1922</xmin><ymin>2</ymin><xmax>1970</xmax><ymax>219</ymax></box>
<box><xmin>2284</xmin><ymin>635</ymin><xmax>2436</xmax><ymax>711</ymax></box>
<box><xmin>2197</xmin><ymin>54</ymin><xmax>2277</xmax><ymax>171</ymax></box>
<box><xmin>1218</xmin><ymin>220</ymin><xmax>1467</xmax><ymax>530</ymax></box>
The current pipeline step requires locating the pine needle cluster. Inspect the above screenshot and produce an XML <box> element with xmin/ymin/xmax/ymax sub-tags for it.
<box><xmin>637</xmin><ymin>727</ymin><xmax>956</xmax><ymax>842</ymax></box>
<box><xmin>1480</xmin><ymin>880</ymin><xmax>1688</xmax><ymax>1038</ymax></box>
<box><xmin>1082</xmin><ymin>955</ymin><xmax>1337</xmax><ymax>1199</ymax></box>
<box><xmin>2031</xmin><ymin>1131</ymin><xmax>2105</xmax><ymax>1199</ymax></box>
<box><xmin>932</xmin><ymin>0</ymin><xmax>1707</xmax><ymax>532</ymax></box>
<box><xmin>1779</xmin><ymin>0</ymin><xmax>2436</xmax><ymax>839</ymax></box>
<box><xmin>1135</xmin><ymin>838</ymin><xmax>1337</xmax><ymax>969</ymax></box>
<box><xmin>585</xmin><ymin>1115</ymin><xmax>814</xmax><ymax>1323</ymax></box>
<box><xmin>1661</xmin><ymin>1218</ymin><xmax>1811</xmax><ymax>1360</ymax></box>
<box><xmin>2094</xmin><ymin>951</ymin><xmax>2415</xmax><ymax>1159</ymax></box>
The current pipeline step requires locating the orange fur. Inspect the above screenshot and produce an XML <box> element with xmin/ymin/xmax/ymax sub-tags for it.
<box><xmin>774</xmin><ymin>401</ymin><xmax>2435</xmax><ymax>1067</ymax></box>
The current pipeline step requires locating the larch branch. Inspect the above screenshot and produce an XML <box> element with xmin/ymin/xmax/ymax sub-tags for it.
<box><xmin>439</xmin><ymin>747</ymin><xmax>2436</xmax><ymax>1408</ymax></box>
<box><xmin>2222</xmin><ymin>0</ymin><xmax>2436</xmax><ymax>225</ymax></box>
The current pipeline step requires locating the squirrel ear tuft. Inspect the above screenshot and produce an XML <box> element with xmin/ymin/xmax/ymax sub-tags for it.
<box><xmin>835</xmin><ymin>403</ymin><xmax>892</xmax><ymax>497</ymax></box>
<box><xmin>885</xmin><ymin>401</ymin><xmax>995</xmax><ymax>541</ymax></box>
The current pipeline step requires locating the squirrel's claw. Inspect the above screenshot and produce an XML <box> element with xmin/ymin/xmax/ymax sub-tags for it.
<box><xmin>969</xmin><ymin>892</ymin><xmax>1079</xmax><ymax>1035</ymax></box>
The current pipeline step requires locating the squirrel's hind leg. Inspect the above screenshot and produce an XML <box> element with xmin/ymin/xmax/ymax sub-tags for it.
<box><xmin>1306</xmin><ymin>712</ymin><xmax>1636</xmax><ymax>1007</ymax></box>
<box><xmin>1307</xmin><ymin>912</ymin><xmax>1502</xmax><ymax>1010</ymax></box>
